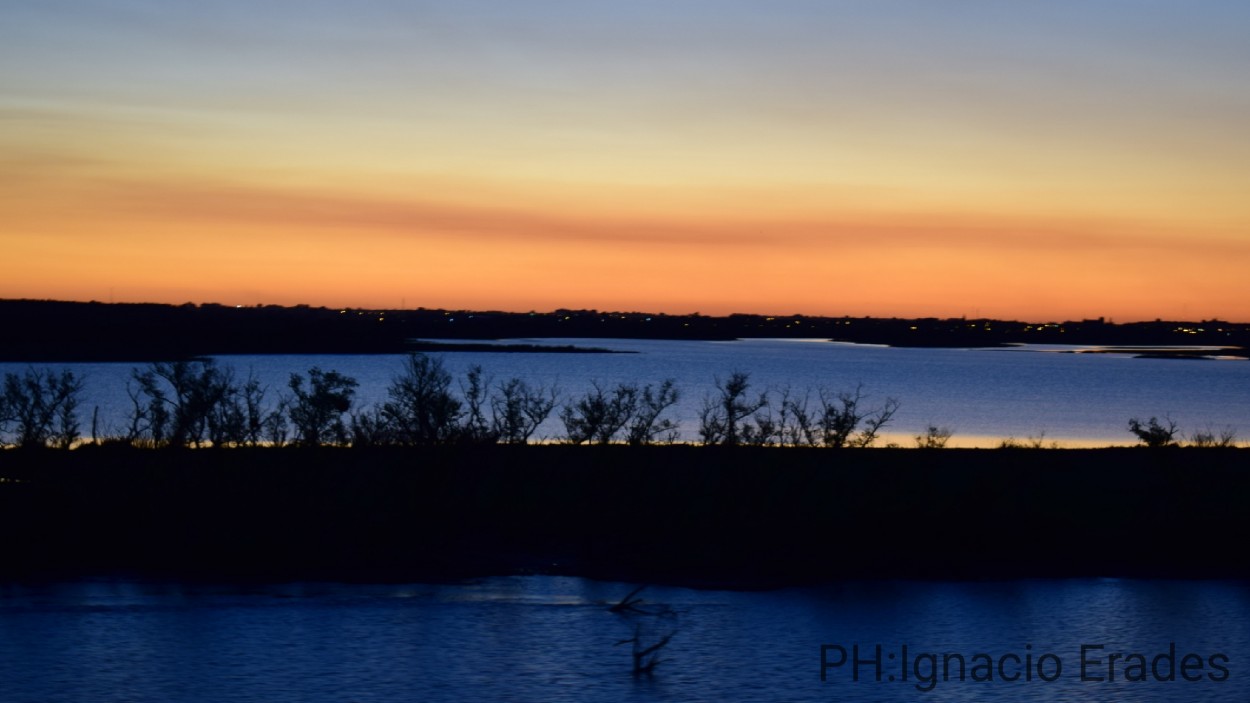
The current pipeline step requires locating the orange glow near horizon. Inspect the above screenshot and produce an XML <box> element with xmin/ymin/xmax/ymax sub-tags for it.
<box><xmin>5</xmin><ymin>169</ymin><xmax>1247</xmax><ymax>322</ymax></box>
<box><xmin>3</xmin><ymin>2</ymin><xmax>1249</xmax><ymax>322</ymax></box>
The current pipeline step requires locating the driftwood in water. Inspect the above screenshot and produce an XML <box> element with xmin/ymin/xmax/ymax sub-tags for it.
<box><xmin>615</xmin><ymin>624</ymin><xmax>676</xmax><ymax>675</ymax></box>
<box><xmin>608</xmin><ymin>585</ymin><xmax>648</xmax><ymax>613</ymax></box>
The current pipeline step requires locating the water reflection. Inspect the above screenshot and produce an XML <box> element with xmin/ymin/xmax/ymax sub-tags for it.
<box><xmin>2</xmin><ymin>576</ymin><xmax>1248</xmax><ymax>702</ymax></box>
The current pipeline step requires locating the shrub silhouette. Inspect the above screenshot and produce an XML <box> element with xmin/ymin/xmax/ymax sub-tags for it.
<box><xmin>560</xmin><ymin>379</ymin><xmax>682</xmax><ymax>445</ymax></box>
<box><xmin>491</xmin><ymin>378</ymin><xmax>558</xmax><ymax>444</ymax></box>
<box><xmin>381</xmin><ymin>353</ymin><xmax>462</xmax><ymax>445</ymax></box>
<box><xmin>208</xmin><ymin>374</ymin><xmax>277</xmax><ymax>447</ymax></box>
<box><xmin>998</xmin><ymin>431</ymin><xmax>1059</xmax><ymax>449</ymax></box>
<box><xmin>626</xmin><ymin>380</ymin><xmax>681</xmax><ymax>445</ymax></box>
<box><xmin>811</xmin><ymin>384</ymin><xmax>899</xmax><ymax>448</ymax></box>
<box><xmin>288</xmin><ymin>368</ymin><xmax>358</xmax><ymax>446</ymax></box>
<box><xmin>128</xmin><ymin>360</ymin><xmax>238</xmax><ymax>448</ymax></box>
<box><xmin>0</xmin><ymin>357</ymin><xmax>1125</xmax><ymax>452</ymax></box>
<box><xmin>1188</xmin><ymin>424</ymin><xmax>1237</xmax><ymax>448</ymax></box>
<box><xmin>698</xmin><ymin>371</ymin><xmax>768</xmax><ymax>446</ymax></box>
<box><xmin>561</xmin><ymin>382</ymin><xmax>639</xmax><ymax>445</ymax></box>
<box><xmin>1</xmin><ymin>368</ymin><xmax>84</xmax><ymax>448</ymax></box>
<box><xmin>458</xmin><ymin>365</ymin><xmax>499</xmax><ymax>444</ymax></box>
<box><xmin>915</xmin><ymin>424</ymin><xmax>954</xmax><ymax>449</ymax></box>
<box><xmin>1127</xmin><ymin>416</ymin><xmax>1179</xmax><ymax>448</ymax></box>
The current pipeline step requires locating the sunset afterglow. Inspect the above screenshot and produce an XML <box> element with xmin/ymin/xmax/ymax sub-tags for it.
<box><xmin>4</xmin><ymin>1</ymin><xmax>1249</xmax><ymax>320</ymax></box>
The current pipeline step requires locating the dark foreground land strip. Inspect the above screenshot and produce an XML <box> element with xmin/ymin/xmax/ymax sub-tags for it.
<box><xmin>1</xmin><ymin>446</ymin><xmax>1247</xmax><ymax>587</ymax></box>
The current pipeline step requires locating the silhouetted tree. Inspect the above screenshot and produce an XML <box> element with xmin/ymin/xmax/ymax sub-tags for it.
<box><xmin>776</xmin><ymin>387</ymin><xmax>816</xmax><ymax>446</ymax></box>
<box><xmin>207</xmin><ymin>373</ymin><xmax>276</xmax><ymax>447</ymax></box>
<box><xmin>288</xmin><ymin>368</ymin><xmax>358</xmax><ymax>446</ymax></box>
<box><xmin>130</xmin><ymin>360</ymin><xmax>234</xmax><ymax>448</ymax></box>
<box><xmin>698</xmin><ymin>371</ymin><xmax>768</xmax><ymax>446</ymax></box>
<box><xmin>1</xmin><ymin>368</ymin><xmax>84</xmax><ymax>448</ymax></box>
<box><xmin>1128</xmin><ymin>416</ymin><xmax>1179</xmax><ymax>448</ymax></box>
<box><xmin>741</xmin><ymin>403</ymin><xmax>781</xmax><ymax>446</ymax></box>
<box><xmin>122</xmin><ymin>380</ymin><xmax>156</xmax><ymax>446</ymax></box>
<box><xmin>381</xmin><ymin>353</ymin><xmax>463</xmax><ymax>445</ymax></box>
<box><xmin>263</xmin><ymin>397</ymin><xmax>291</xmax><ymax>447</ymax></box>
<box><xmin>349</xmin><ymin>406</ymin><xmax>392</xmax><ymax>448</ymax></box>
<box><xmin>458</xmin><ymin>365</ymin><xmax>498</xmax><ymax>444</ymax></box>
<box><xmin>561</xmin><ymin>381</ymin><xmax>638</xmax><ymax>444</ymax></box>
<box><xmin>816</xmin><ymin>384</ymin><xmax>900</xmax><ymax>448</ymax></box>
<box><xmin>626</xmin><ymin>380</ymin><xmax>681</xmax><ymax>445</ymax></box>
<box><xmin>492</xmin><ymin>378</ymin><xmax>558</xmax><ymax>444</ymax></box>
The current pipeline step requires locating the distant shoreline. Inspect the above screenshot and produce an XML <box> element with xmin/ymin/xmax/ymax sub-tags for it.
<box><xmin>1</xmin><ymin>299</ymin><xmax>1246</xmax><ymax>362</ymax></box>
<box><xmin>2</xmin><ymin>445</ymin><xmax>1247</xmax><ymax>587</ymax></box>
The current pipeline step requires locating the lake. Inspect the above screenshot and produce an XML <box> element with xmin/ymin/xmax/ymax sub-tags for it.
<box><xmin>4</xmin><ymin>338</ymin><xmax>1247</xmax><ymax>446</ymax></box>
<box><xmin>1</xmin><ymin>575</ymin><xmax>1247</xmax><ymax>702</ymax></box>
<box><xmin>4</xmin><ymin>339</ymin><xmax>1250</xmax><ymax>701</ymax></box>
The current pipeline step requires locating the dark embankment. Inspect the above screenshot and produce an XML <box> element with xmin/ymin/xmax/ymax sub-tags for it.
<box><xmin>1</xmin><ymin>446</ymin><xmax>1247</xmax><ymax>587</ymax></box>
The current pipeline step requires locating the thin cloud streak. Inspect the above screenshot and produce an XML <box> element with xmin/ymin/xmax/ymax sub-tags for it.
<box><xmin>63</xmin><ymin>176</ymin><xmax>1246</xmax><ymax>259</ymax></box>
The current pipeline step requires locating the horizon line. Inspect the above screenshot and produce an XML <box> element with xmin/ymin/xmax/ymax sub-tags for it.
<box><xmin>4</xmin><ymin>296</ymin><xmax>1247</xmax><ymax>327</ymax></box>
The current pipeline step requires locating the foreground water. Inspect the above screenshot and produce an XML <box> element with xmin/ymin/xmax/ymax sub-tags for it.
<box><xmin>5</xmin><ymin>338</ymin><xmax>1247</xmax><ymax>446</ymax></box>
<box><xmin>1</xmin><ymin>576</ymin><xmax>1247</xmax><ymax>702</ymax></box>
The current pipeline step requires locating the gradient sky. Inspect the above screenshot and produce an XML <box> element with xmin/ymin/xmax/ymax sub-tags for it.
<box><xmin>4</xmin><ymin>1</ymin><xmax>1250</xmax><ymax>320</ymax></box>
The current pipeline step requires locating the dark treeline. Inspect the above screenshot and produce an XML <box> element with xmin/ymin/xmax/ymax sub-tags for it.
<box><xmin>0</xmin><ymin>356</ymin><xmax>916</xmax><ymax>449</ymax></box>
<box><xmin>2</xmin><ymin>299</ymin><xmax>1247</xmax><ymax>361</ymax></box>
<box><xmin>1</xmin><ymin>356</ymin><xmax>1239</xmax><ymax>449</ymax></box>
<box><xmin>2</xmin><ymin>446</ymin><xmax>1247</xmax><ymax>584</ymax></box>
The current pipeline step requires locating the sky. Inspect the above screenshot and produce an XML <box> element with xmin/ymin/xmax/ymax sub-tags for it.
<box><xmin>3</xmin><ymin>1</ymin><xmax>1250</xmax><ymax>321</ymax></box>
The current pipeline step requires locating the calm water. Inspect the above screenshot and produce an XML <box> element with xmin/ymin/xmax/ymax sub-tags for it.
<box><xmin>1</xmin><ymin>576</ymin><xmax>1248</xmax><ymax>702</ymax></box>
<box><xmin>5</xmin><ymin>337</ymin><xmax>1247</xmax><ymax>446</ymax></box>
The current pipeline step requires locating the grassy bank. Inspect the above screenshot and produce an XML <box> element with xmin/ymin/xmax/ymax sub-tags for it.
<box><xmin>1</xmin><ymin>446</ymin><xmax>1247</xmax><ymax>586</ymax></box>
